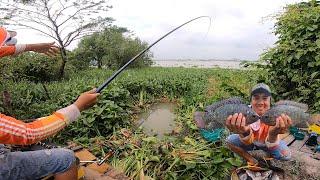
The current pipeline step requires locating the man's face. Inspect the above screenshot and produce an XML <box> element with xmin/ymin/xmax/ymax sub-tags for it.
<box><xmin>251</xmin><ymin>93</ymin><xmax>271</xmax><ymax>116</ymax></box>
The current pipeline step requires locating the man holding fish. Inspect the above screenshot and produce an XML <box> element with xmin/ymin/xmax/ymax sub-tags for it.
<box><xmin>225</xmin><ymin>83</ymin><xmax>292</xmax><ymax>163</ymax></box>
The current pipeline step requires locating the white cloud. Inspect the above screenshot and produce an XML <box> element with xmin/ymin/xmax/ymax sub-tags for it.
<box><xmin>106</xmin><ymin>0</ymin><xmax>305</xmax><ymax>60</ymax></box>
<box><xmin>12</xmin><ymin>0</ymin><xmax>305</xmax><ymax>60</ymax></box>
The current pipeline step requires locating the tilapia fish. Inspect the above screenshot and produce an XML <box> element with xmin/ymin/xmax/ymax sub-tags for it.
<box><xmin>205</xmin><ymin>96</ymin><xmax>244</xmax><ymax>112</ymax></box>
<box><xmin>261</xmin><ymin>100</ymin><xmax>310</xmax><ymax>127</ymax></box>
<box><xmin>275</xmin><ymin>100</ymin><xmax>308</xmax><ymax>111</ymax></box>
<box><xmin>204</xmin><ymin>97</ymin><xmax>260</xmax><ymax>130</ymax></box>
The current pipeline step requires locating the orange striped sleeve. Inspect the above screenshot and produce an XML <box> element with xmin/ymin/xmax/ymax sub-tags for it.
<box><xmin>0</xmin><ymin>112</ymin><xmax>68</xmax><ymax>145</ymax></box>
<box><xmin>0</xmin><ymin>46</ymin><xmax>15</xmax><ymax>58</ymax></box>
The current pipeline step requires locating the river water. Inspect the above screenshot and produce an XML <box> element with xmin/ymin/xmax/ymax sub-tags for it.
<box><xmin>152</xmin><ymin>59</ymin><xmax>245</xmax><ymax>69</ymax></box>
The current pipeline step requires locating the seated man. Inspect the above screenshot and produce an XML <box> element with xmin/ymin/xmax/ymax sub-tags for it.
<box><xmin>0</xmin><ymin>26</ymin><xmax>100</xmax><ymax>179</ymax></box>
<box><xmin>0</xmin><ymin>89</ymin><xmax>99</xmax><ymax>180</ymax></box>
<box><xmin>225</xmin><ymin>83</ymin><xmax>292</xmax><ymax>164</ymax></box>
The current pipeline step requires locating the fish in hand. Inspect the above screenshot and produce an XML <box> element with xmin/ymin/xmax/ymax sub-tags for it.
<box><xmin>204</xmin><ymin>97</ymin><xmax>260</xmax><ymax>130</ymax></box>
<box><xmin>261</xmin><ymin>100</ymin><xmax>310</xmax><ymax>128</ymax></box>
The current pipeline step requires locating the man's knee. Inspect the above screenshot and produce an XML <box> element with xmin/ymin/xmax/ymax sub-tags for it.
<box><xmin>226</xmin><ymin>134</ymin><xmax>240</xmax><ymax>145</ymax></box>
<box><xmin>226</xmin><ymin>134</ymin><xmax>246</xmax><ymax>148</ymax></box>
<box><xmin>268</xmin><ymin>141</ymin><xmax>291</xmax><ymax>161</ymax></box>
<box><xmin>226</xmin><ymin>134</ymin><xmax>255</xmax><ymax>152</ymax></box>
<box><xmin>38</xmin><ymin>148</ymin><xmax>76</xmax><ymax>175</ymax></box>
<box><xmin>0</xmin><ymin>148</ymin><xmax>76</xmax><ymax>179</ymax></box>
<box><xmin>271</xmin><ymin>149</ymin><xmax>291</xmax><ymax>160</ymax></box>
<box><xmin>49</xmin><ymin>148</ymin><xmax>76</xmax><ymax>173</ymax></box>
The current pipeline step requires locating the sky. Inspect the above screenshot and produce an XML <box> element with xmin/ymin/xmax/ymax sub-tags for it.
<box><xmin>15</xmin><ymin>0</ymin><xmax>305</xmax><ymax>61</ymax></box>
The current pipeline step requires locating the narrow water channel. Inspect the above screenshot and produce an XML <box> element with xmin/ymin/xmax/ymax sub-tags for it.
<box><xmin>139</xmin><ymin>103</ymin><xmax>176</xmax><ymax>137</ymax></box>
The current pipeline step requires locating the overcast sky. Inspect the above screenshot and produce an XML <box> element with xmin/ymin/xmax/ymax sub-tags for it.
<box><xmin>15</xmin><ymin>0</ymin><xmax>304</xmax><ymax>61</ymax></box>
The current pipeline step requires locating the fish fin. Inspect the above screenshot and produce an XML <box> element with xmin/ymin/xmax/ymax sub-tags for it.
<box><xmin>205</xmin><ymin>96</ymin><xmax>244</xmax><ymax>112</ymax></box>
<box><xmin>275</xmin><ymin>100</ymin><xmax>308</xmax><ymax>112</ymax></box>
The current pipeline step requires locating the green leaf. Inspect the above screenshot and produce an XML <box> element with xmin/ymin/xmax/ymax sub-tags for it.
<box><xmin>316</xmin><ymin>39</ymin><xmax>320</xmax><ymax>48</ymax></box>
<box><xmin>197</xmin><ymin>150</ymin><xmax>211</xmax><ymax>158</ymax></box>
<box><xmin>221</xmin><ymin>162</ymin><xmax>233</xmax><ymax>169</ymax></box>
<box><xmin>166</xmin><ymin>172</ymin><xmax>177</xmax><ymax>179</ymax></box>
<box><xmin>184</xmin><ymin>161</ymin><xmax>196</xmax><ymax>170</ymax></box>
<box><xmin>308</xmin><ymin>62</ymin><xmax>315</xmax><ymax>67</ymax></box>
<box><xmin>184</xmin><ymin>137</ymin><xmax>196</xmax><ymax>146</ymax></box>
<box><xmin>311</xmin><ymin>72</ymin><xmax>318</xmax><ymax>79</ymax></box>
<box><xmin>292</xmin><ymin>74</ymin><xmax>301</xmax><ymax>82</ymax></box>
<box><xmin>148</xmin><ymin>156</ymin><xmax>160</xmax><ymax>163</ymax></box>
<box><xmin>186</xmin><ymin>120</ymin><xmax>198</xmax><ymax>130</ymax></box>
<box><xmin>308</xmin><ymin>47</ymin><xmax>316</xmax><ymax>51</ymax></box>
<box><xmin>142</xmin><ymin>137</ymin><xmax>158</xmax><ymax>143</ymax></box>
<box><xmin>86</xmin><ymin>117</ymin><xmax>95</xmax><ymax>123</ymax></box>
<box><xmin>96</xmin><ymin>107</ymin><xmax>104</xmax><ymax>115</ymax></box>
<box><xmin>295</xmin><ymin>51</ymin><xmax>303</xmax><ymax>59</ymax></box>
<box><xmin>226</xmin><ymin>158</ymin><xmax>243</xmax><ymax>167</ymax></box>
<box><xmin>307</xmin><ymin>25</ymin><xmax>317</xmax><ymax>31</ymax></box>
<box><xmin>287</xmin><ymin>55</ymin><xmax>294</xmax><ymax>63</ymax></box>
<box><xmin>212</xmin><ymin>156</ymin><xmax>224</xmax><ymax>164</ymax></box>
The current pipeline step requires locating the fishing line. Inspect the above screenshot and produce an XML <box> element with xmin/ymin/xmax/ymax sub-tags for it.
<box><xmin>96</xmin><ymin>16</ymin><xmax>212</xmax><ymax>93</ymax></box>
<box><xmin>203</xmin><ymin>16</ymin><xmax>212</xmax><ymax>40</ymax></box>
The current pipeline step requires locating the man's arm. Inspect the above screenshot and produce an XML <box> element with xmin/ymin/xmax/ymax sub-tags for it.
<box><xmin>0</xmin><ymin>105</ymin><xmax>79</xmax><ymax>145</ymax></box>
<box><xmin>266</xmin><ymin>114</ymin><xmax>292</xmax><ymax>147</ymax></box>
<box><xmin>0</xmin><ymin>89</ymin><xmax>99</xmax><ymax>145</ymax></box>
<box><xmin>0</xmin><ymin>42</ymin><xmax>59</xmax><ymax>58</ymax></box>
<box><xmin>0</xmin><ymin>45</ymin><xmax>25</xmax><ymax>57</ymax></box>
<box><xmin>226</xmin><ymin>113</ymin><xmax>254</xmax><ymax>145</ymax></box>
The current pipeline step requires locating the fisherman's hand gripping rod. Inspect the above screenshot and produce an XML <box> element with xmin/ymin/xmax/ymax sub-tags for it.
<box><xmin>96</xmin><ymin>16</ymin><xmax>211</xmax><ymax>93</ymax></box>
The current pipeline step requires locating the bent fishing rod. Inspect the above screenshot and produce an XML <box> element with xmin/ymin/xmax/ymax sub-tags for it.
<box><xmin>96</xmin><ymin>16</ymin><xmax>211</xmax><ymax>93</ymax></box>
